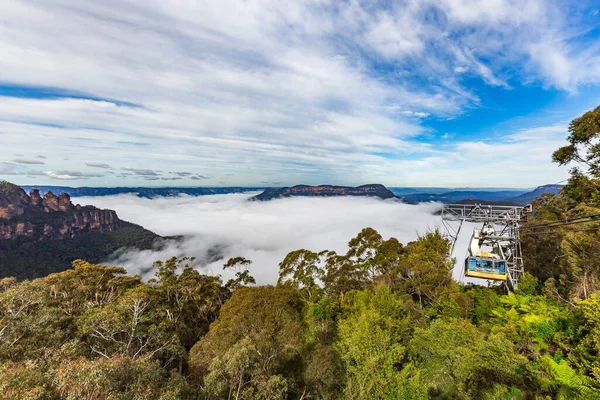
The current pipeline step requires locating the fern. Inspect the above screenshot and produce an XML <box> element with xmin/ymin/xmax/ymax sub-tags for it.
<box><xmin>541</xmin><ymin>356</ymin><xmax>600</xmax><ymax>399</ymax></box>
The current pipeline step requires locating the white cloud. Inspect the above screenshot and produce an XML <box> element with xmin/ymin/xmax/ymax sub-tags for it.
<box><xmin>11</xmin><ymin>158</ymin><xmax>45</xmax><ymax>165</ymax></box>
<box><xmin>0</xmin><ymin>0</ymin><xmax>596</xmax><ymax>186</ymax></box>
<box><xmin>73</xmin><ymin>193</ymin><xmax>444</xmax><ymax>283</ymax></box>
<box><xmin>121</xmin><ymin>167</ymin><xmax>159</xmax><ymax>176</ymax></box>
<box><xmin>44</xmin><ymin>170</ymin><xmax>103</xmax><ymax>180</ymax></box>
<box><xmin>86</xmin><ymin>162</ymin><xmax>113</xmax><ymax>169</ymax></box>
<box><xmin>402</xmin><ymin>111</ymin><xmax>430</xmax><ymax>118</ymax></box>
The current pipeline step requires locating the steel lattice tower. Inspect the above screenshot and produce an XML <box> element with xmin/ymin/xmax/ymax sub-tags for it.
<box><xmin>441</xmin><ymin>204</ymin><xmax>532</xmax><ymax>291</ymax></box>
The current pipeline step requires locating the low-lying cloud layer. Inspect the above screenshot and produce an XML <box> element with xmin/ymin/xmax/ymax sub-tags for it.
<box><xmin>74</xmin><ymin>194</ymin><xmax>445</xmax><ymax>284</ymax></box>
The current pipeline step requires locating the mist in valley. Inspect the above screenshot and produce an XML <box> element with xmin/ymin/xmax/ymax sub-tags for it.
<box><xmin>74</xmin><ymin>193</ymin><xmax>449</xmax><ymax>284</ymax></box>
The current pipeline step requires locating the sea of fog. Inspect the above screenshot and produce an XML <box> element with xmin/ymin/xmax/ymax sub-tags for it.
<box><xmin>73</xmin><ymin>193</ymin><xmax>478</xmax><ymax>284</ymax></box>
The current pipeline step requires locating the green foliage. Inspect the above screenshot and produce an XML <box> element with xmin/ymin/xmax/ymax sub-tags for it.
<box><xmin>54</xmin><ymin>356</ymin><xmax>190</xmax><ymax>400</ymax></box>
<box><xmin>468</xmin><ymin>287</ymin><xmax>501</xmax><ymax>326</ymax></box>
<box><xmin>552</xmin><ymin>105</ymin><xmax>600</xmax><ymax>177</ymax></box>
<box><xmin>409</xmin><ymin>318</ymin><xmax>526</xmax><ymax>399</ymax></box>
<box><xmin>151</xmin><ymin>256</ymin><xmax>228</xmax><ymax>350</ymax></box>
<box><xmin>393</xmin><ymin>230</ymin><xmax>454</xmax><ymax>305</ymax></box>
<box><xmin>574</xmin><ymin>293</ymin><xmax>600</xmax><ymax>377</ymax></box>
<box><xmin>77</xmin><ymin>285</ymin><xmax>185</xmax><ymax>366</ymax></box>
<box><xmin>223</xmin><ymin>256</ymin><xmax>257</xmax><ymax>291</ymax></box>
<box><xmin>335</xmin><ymin>286</ymin><xmax>426</xmax><ymax>399</ymax></box>
<box><xmin>489</xmin><ymin>293</ymin><xmax>565</xmax><ymax>353</ymax></box>
<box><xmin>0</xmin><ymin>258</ymin><xmax>227</xmax><ymax>398</ymax></box>
<box><xmin>189</xmin><ymin>286</ymin><xmax>306</xmax><ymax>398</ymax></box>
<box><xmin>0</xmin><ymin>279</ymin><xmax>62</xmax><ymax>361</ymax></box>
<box><xmin>523</xmin><ymin>105</ymin><xmax>600</xmax><ymax>300</ymax></box>
<box><xmin>516</xmin><ymin>272</ymin><xmax>540</xmax><ymax>296</ymax></box>
<box><xmin>538</xmin><ymin>356</ymin><xmax>600</xmax><ymax>399</ymax></box>
<box><xmin>303</xmin><ymin>343</ymin><xmax>345</xmax><ymax>400</ymax></box>
<box><xmin>0</xmin><ymin>360</ymin><xmax>56</xmax><ymax>399</ymax></box>
<box><xmin>346</xmin><ymin>227</ymin><xmax>384</xmax><ymax>281</ymax></box>
<box><xmin>320</xmin><ymin>228</ymin><xmax>389</xmax><ymax>296</ymax></box>
<box><xmin>306</xmin><ymin>296</ymin><xmax>340</xmax><ymax>344</ymax></box>
<box><xmin>0</xmin><ymin>222</ymin><xmax>160</xmax><ymax>280</ymax></box>
<box><xmin>278</xmin><ymin>249</ymin><xmax>325</xmax><ymax>300</ymax></box>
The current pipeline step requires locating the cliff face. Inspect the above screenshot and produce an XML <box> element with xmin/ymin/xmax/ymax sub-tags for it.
<box><xmin>251</xmin><ymin>184</ymin><xmax>397</xmax><ymax>201</ymax></box>
<box><xmin>0</xmin><ymin>181</ymin><xmax>122</xmax><ymax>241</ymax></box>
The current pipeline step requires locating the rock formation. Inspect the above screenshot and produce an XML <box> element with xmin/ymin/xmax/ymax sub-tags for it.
<box><xmin>251</xmin><ymin>184</ymin><xmax>397</xmax><ymax>201</ymax></box>
<box><xmin>30</xmin><ymin>189</ymin><xmax>43</xmax><ymax>208</ymax></box>
<box><xmin>0</xmin><ymin>181</ymin><xmax>122</xmax><ymax>241</ymax></box>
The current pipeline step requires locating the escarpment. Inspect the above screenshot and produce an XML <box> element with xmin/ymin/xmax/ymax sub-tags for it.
<box><xmin>0</xmin><ymin>181</ymin><xmax>122</xmax><ymax>241</ymax></box>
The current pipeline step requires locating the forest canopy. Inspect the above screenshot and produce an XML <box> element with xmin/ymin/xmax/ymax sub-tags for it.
<box><xmin>3</xmin><ymin>106</ymin><xmax>600</xmax><ymax>399</ymax></box>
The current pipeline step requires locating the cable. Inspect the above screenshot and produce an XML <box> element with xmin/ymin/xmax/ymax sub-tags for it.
<box><xmin>522</xmin><ymin>213</ymin><xmax>600</xmax><ymax>229</ymax></box>
<box><xmin>521</xmin><ymin>226</ymin><xmax>600</xmax><ymax>237</ymax></box>
<box><xmin>522</xmin><ymin>217</ymin><xmax>600</xmax><ymax>231</ymax></box>
<box><xmin>520</xmin><ymin>213</ymin><xmax>600</xmax><ymax>230</ymax></box>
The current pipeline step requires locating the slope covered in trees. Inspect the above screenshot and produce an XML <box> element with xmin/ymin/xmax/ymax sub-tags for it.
<box><xmin>3</xmin><ymin>106</ymin><xmax>600</xmax><ymax>399</ymax></box>
<box><xmin>2</xmin><ymin>232</ymin><xmax>600</xmax><ymax>399</ymax></box>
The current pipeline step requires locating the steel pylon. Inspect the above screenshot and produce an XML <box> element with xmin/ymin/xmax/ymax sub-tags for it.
<box><xmin>441</xmin><ymin>203</ymin><xmax>532</xmax><ymax>291</ymax></box>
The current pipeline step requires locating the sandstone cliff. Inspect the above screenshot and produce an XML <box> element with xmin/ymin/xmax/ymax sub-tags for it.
<box><xmin>0</xmin><ymin>181</ymin><xmax>122</xmax><ymax>241</ymax></box>
<box><xmin>251</xmin><ymin>184</ymin><xmax>397</xmax><ymax>201</ymax></box>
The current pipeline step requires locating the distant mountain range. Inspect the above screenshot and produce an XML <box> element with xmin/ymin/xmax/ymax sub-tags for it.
<box><xmin>505</xmin><ymin>184</ymin><xmax>564</xmax><ymax>204</ymax></box>
<box><xmin>249</xmin><ymin>183</ymin><xmax>563</xmax><ymax>205</ymax></box>
<box><xmin>21</xmin><ymin>185</ymin><xmax>264</xmax><ymax>198</ymax></box>
<box><xmin>396</xmin><ymin>184</ymin><xmax>563</xmax><ymax>205</ymax></box>
<box><xmin>250</xmin><ymin>184</ymin><xmax>397</xmax><ymax>201</ymax></box>
<box><xmin>19</xmin><ymin>183</ymin><xmax>564</xmax><ymax>205</ymax></box>
<box><xmin>399</xmin><ymin>190</ymin><xmax>526</xmax><ymax>204</ymax></box>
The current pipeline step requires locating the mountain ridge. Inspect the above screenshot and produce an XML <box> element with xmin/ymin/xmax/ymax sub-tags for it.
<box><xmin>506</xmin><ymin>184</ymin><xmax>563</xmax><ymax>204</ymax></box>
<box><xmin>15</xmin><ymin>182</ymin><xmax>564</xmax><ymax>205</ymax></box>
<box><xmin>21</xmin><ymin>185</ymin><xmax>265</xmax><ymax>199</ymax></box>
<box><xmin>399</xmin><ymin>184</ymin><xmax>563</xmax><ymax>205</ymax></box>
<box><xmin>250</xmin><ymin>184</ymin><xmax>398</xmax><ymax>201</ymax></box>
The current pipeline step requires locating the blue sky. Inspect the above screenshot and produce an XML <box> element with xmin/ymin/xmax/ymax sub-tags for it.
<box><xmin>1</xmin><ymin>0</ymin><xmax>599</xmax><ymax>188</ymax></box>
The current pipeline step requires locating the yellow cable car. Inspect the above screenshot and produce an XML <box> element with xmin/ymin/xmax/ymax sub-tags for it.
<box><xmin>465</xmin><ymin>223</ymin><xmax>507</xmax><ymax>281</ymax></box>
<box><xmin>465</xmin><ymin>257</ymin><xmax>507</xmax><ymax>280</ymax></box>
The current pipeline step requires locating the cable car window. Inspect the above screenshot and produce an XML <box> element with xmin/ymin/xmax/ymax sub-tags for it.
<box><xmin>495</xmin><ymin>261</ymin><xmax>506</xmax><ymax>273</ymax></box>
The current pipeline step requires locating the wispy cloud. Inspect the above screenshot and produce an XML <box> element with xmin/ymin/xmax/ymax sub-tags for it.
<box><xmin>44</xmin><ymin>170</ymin><xmax>103</xmax><ymax>180</ymax></box>
<box><xmin>11</xmin><ymin>158</ymin><xmax>45</xmax><ymax>165</ymax></box>
<box><xmin>0</xmin><ymin>0</ymin><xmax>597</xmax><ymax>186</ymax></box>
<box><xmin>0</xmin><ymin>162</ymin><xmax>44</xmax><ymax>176</ymax></box>
<box><xmin>86</xmin><ymin>162</ymin><xmax>113</xmax><ymax>169</ymax></box>
<box><xmin>121</xmin><ymin>167</ymin><xmax>159</xmax><ymax>176</ymax></box>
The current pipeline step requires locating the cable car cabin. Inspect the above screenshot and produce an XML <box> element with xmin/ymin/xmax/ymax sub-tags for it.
<box><xmin>465</xmin><ymin>256</ymin><xmax>507</xmax><ymax>281</ymax></box>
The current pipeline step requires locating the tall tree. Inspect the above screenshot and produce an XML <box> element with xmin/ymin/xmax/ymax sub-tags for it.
<box><xmin>151</xmin><ymin>257</ymin><xmax>228</xmax><ymax>351</ymax></box>
<box><xmin>189</xmin><ymin>286</ymin><xmax>306</xmax><ymax>399</ymax></box>
<box><xmin>278</xmin><ymin>249</ymin><xmax>325</xmax><ymax>300</ymax></box>
<box><xmin>394</xmin><ymin>230</ymin><xmax>454</xmax><ymax>305</ymax></box>
<box><xmin>335</xmin><ymin>286</ymin><xmax>426</xmax><ymax>400</ymax></box>
<box><xmin>77</xmin><ymin>285</ymin><xmax>184</xmax><ymax>367</ymax></box>
<box><xmin>523</xmin><ymin>105</ymin><xmax>600</xmax><ymax>298</ymax></box>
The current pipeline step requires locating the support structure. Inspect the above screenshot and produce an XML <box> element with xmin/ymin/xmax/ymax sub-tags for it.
<box><xmin>441</xmin><ymin>203</ymin><xmax>532</xmax><ymax>291</ymax></box>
